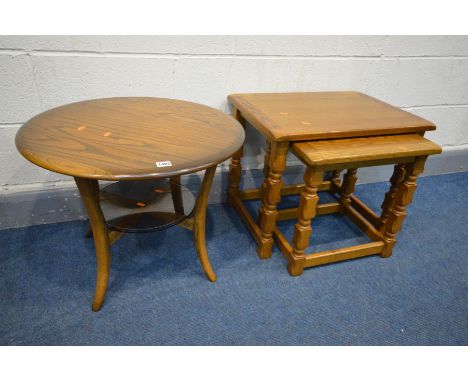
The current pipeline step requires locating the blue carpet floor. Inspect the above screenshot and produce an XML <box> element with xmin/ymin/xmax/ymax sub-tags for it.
<box><xmin>0</xmin><ymin>172</ymin><xmax>467</xmax><ymax>345</ymax></box>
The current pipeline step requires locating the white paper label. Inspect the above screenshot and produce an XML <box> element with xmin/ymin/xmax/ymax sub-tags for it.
<box><xmin>156</xmin><ymin>161</ymin><xmax>172</xmax><ymax>168</ymax></box>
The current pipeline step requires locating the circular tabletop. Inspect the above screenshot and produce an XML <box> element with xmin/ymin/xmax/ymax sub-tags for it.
<box><xmin>16</xmin><ymin>97</ymin><xmax>245</xmax><ymax>180</ymax></box>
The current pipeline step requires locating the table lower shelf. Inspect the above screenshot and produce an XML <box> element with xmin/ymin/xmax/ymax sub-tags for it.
<box><xmin>100</xmin><ymin>179</ymin><xmax>195</xmax><ymax>233</ymax></box>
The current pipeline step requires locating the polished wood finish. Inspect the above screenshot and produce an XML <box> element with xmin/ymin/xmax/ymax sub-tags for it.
<box><xmin>193</xmin><ymin>166</ymin><xmax>217</xmax><ymax>282</ymax></box>
<box><xmin>228</xmin><ymin>146</ymin><xmax>243</xmax><ymax>206</ymax></box>
<box><xmin>228</xmin><ymin>107</ymin><xmax>244</xmax><ymax>206</ymax></box>
<box><xmin>349</xmin><ymin>194</ymin><xmax>382</xmax><ymax>229</ymax></box>
<box><xmin>276</xmin><ymin>202</ymin><xmax>340</xmax><ymax>221</ymax></box>
<box><xmin>170</xmin><ymin>176</ymin><xmax>184</xmax><ymax>216</ymax></box>
<box><xmin>304</xmin><ymin>242</ymin><xmax>385</xmax><ymax>267</ymax></box>
<box><xmin>339</xmin><ymin>169</ymin><xmax>358</xmax><ymax>213</ymax></box>
<box><xmin>263</xmin><ymin>140</ymin><xmax>272</xmax><ymax>179</ymax></box>
<box><xmin>17</xmin><ymin>97</ymin><xmax>245</xmax><ymax>311</ymax></box>
<box><xmin>74</xmin><ymin>177</ymin><xmax>111</xmax><ymax>311</ymax></box>
<box><xmin>227</xmin><ymin>96</ymin><xmax>441</xmax><ymax>272</ymax></box>
<box><xmin>342</xmin><ymin>204</ymin><xmax>384</xmax><ymax>243</ymax></box>
<box><xmin>381</xmin><ymin>156</ymin><xmax>427</xmax><ymax>258</ymax></box>
<box><xmin>291</xmin><ymin>134</ymin><xmax>442</xmax><ymax>166</ymax></box>
<box><xmin>16</xmin><ymin>97</ymin><xmax>244</xmax><ymax>180</ymax></box>
<box><xmin>239</xmin><ymin>181</ymin><xmax>332</xmax><ymax>201</ymax></box>
<box><xmin>228</xmin><ymin>91</ymin><xmax>440</xmax><ymax>261</ymax></box>
<box><xmin>228</xmin><ymin>92</ymin><xmax>436</xmax><ymax>142</ymax></box>
<box><xmin>330</xmin><ymin>170</ymin><xmax>342</xmax><ymax>193</ymax></box>
<box><xmin>257</xmin><ymin>141</ymin><xmax>289</xmax><ymax>259</ymax></box>
<box><xmin>281</xmin><ymin>135</ymin><xmax>440</xmax><ymax>272</ymax></box>
<box><xmin>289</xmin><ymin>167</ymin><xmax>323</xmax><ymax>276</ymax></box>
<box><xmin>380</xmin><ymin>164</ymin><xmax>406</xmax><ymax>228</ymax></box>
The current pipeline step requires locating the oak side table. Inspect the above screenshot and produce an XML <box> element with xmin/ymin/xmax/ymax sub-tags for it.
<box><xmin>227</xmin><ymin>91</ymin><xmax>438</xmax><ymax>264</ymax></box>
<box><xmin>16</xmin><ymin>97</ymin><xmax>245</xmax><ymax>311</ymax></box>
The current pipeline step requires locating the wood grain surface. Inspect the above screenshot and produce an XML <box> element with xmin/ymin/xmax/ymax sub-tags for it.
<box><xmin>16</xmin><ymin>97</ymin><xmax>245</xmax><ymax>180</ymax></box>
<box><xmin>292</xmin><ymin>134</ymin><xmax>442</xmax><ymax>166</ymax></box>
<box><xmin>228</xmin><ymin>91</ymin><xmax>436</xmax><ymax>141</ymax></box>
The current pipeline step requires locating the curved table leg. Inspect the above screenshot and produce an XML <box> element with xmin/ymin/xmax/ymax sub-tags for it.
<box><xmin>170</xmin><ymin>175</ymin><xmax>184</xmax><ymax>216</ymax></box>
<box><xmin>193</xmin><ymin>166</ymin><xmax>217</xmax><ymax>282</ymax></box>
<box><xmin>74</xmin><ymin>177</ymin><xmax>111</xmax><ymax>312</ymax></box>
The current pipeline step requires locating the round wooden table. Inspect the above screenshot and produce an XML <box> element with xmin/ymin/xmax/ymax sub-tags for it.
<box><xmin>16</xmin><ymin>97</ymin><xmax>245</xmax><ymax>311</ymax></box>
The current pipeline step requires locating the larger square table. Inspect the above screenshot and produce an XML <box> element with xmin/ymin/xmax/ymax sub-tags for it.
<box><xmin>227</xmin><ymin>91</ymin><xmax>436</xmax><ymax>259</ymax></box>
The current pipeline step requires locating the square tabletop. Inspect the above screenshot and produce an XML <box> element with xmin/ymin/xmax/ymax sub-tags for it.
<box><xmin>228</xmin><ymin>91</ymin><xmax>436</xmax><ymax>142</ymax></box>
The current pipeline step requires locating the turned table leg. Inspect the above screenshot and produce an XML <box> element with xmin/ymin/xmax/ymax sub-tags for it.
<box><xmin>330</xmin><ymin>170</ymin><xmax>342</xmax><ymax>193</ymax></box>
<box><xmin>228</xmin><ymin>107</ymin><xmax>245</xmax><ymax>206</ymax></box>
<box><xmin>257</xmin><ymin>141</ymin><xmax>289</xmax><ymax>259</ymax></box>
<box><xmin>380</xmin><ymin>164</ymin><xmax>406</xmax><ymax>229</ymax></box>
<box><xmin>74</xmin><ymin>177</ymin><xmax>111</xmax><ymax>312</ymax></box>
<box><xmin>228</xmin><ymin>146</ymin><xmax>243</xmax><ymax>206</ymax></box>
<box><xmin>193</xmin><ymin>166</ymin><xmax>217</xmax><ymax>282</ymax></box>
<box><xmin>289</xmin><ymin>166</ymin><xmax>323</xmax><ymax>276</ymax></box>
<box><xmin>339</xmin><ymin>168</ymin><xmax>358</xmax><ymax>213</ymax></box>
<box><xmin>381</xmin><ymin>156</ymin><xmax>427</xmax><ymax>258</ymax></box>
<box><xmin>260</xmin><ymin>140</ymin><xmax>272</xmax><ymax>199</ymax></box>
<box><xmin>263</xmin><ymin>140</ymin><xmax>272</xmax><ymax>180</ymax></box>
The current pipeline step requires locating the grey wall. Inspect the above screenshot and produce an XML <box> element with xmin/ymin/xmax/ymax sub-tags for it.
<box><xmin>0</xmin><ymin>36</ymin><xmax>467</xmax><ymax>228</ymax></box>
